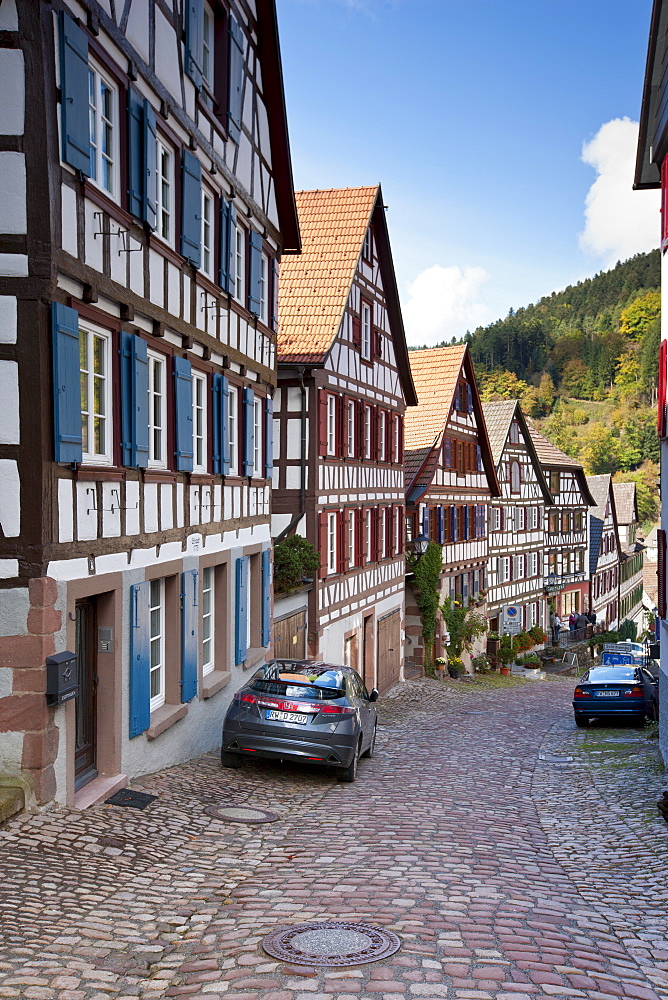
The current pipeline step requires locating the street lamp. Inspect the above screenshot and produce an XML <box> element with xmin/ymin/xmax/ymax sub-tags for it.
<box><xmin>410</xmin><ymin>532</ymin><xmax>430</xmax><ymax>558</ymax></box>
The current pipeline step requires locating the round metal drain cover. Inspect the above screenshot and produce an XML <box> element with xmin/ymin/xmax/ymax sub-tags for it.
<box><xmin>262</xmin><ymin>920</ymin><xmax>401</xmax><ymax>966</ymax></box>
<box><xmin>204</xmin><ymin>804</ymin><xmax>279</xmax><ymax>823</ymax></box>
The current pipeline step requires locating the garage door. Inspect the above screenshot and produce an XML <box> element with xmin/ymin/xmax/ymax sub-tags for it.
<box><xmin>376</xmin><ymin>610</ymin><xmax>401</xmax><ymax>693</ymax></box>
<box><xmin>274</xmin><ymin>610</ymin><xmax>307</xmax><ymax>659</ymax></box>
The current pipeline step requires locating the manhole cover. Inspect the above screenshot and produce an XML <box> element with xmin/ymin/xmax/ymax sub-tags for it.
<box><xmin>105</xmin><ymin>788</ymin><xmax>157</xmax><ymax>810</ymax></box>
<box><xmin>204</xmin><ymin>804</ymin><xmax>279</xmax><ymax>823</ymax></box>
<box><xmin>262</xmin><ymin>920</ymin><xmax>401</xmax><ymax>966</ymax></box>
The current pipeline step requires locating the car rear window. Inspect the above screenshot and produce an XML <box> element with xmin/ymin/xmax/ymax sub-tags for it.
<box><xmin>250</xmin><ymin>664</ymin><xmax>346</xmax><ymax>700</ymax></box>
<box><xmin>585</xmin><ymin>667</ymin><xmax>637</xmax><ymax>682</ymax></box>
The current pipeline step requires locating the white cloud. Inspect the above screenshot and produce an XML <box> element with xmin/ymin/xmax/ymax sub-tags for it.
<box><xmin>402</xmin><ymin>264</ymin><xmax>494</xmax><ymax>346</ymax></box>
<box><xmin>579</xmin><ymin>117</ymin><xmax>659</xmax><ymax>268</ymax></box>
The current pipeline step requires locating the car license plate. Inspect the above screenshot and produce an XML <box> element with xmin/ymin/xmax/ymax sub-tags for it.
<box><xmin>595</xmin><ymin>691</ymin><xmax>619</xmax><ymax>697</ymax></box>
<box><xmin>265</xmin><ymin>709</ymin><xmax>308</xmax><ymax>724</ymax></box>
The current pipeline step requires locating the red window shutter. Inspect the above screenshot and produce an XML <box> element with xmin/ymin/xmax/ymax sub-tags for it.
<box><xmin>371</xmin><ymin>405</ymin><xmax>379</xmax><ymax>460</ymax></box>
<box><xmin>658</xmin><ymin>340</ymin><xmax>667</xmax><ymax>437</ymax></box>
<box><xmin>373</xmin><ymin>329</ymin><xmax>382</xmax><ymax>357</ymax></box>
<box><xmin>318</xmin><ymin>511</ymin><xmax>328</xmax><ymax>579</ymax></box>
<box><xmin>658</xmin><ymin>530</ymin><xmax>665</xmax><ymax>618</ymax></box>
<box><xmin>387</xmin><ymin>411</ymin><xmax>395</xmax><ymax>463</ymax></box>
<box><xmin>352</xmin><ymin>314</ymin><xmax>362</xmax><ymax>349</ymax></box>
<box><xmin>662</xmin><ymin>156</ymin><xmax>668</xmax><ymax>246</ymax></box>
<box><xmin>397</xmin><ymin>504</ymin><xmax>404</xmax><ymax>555</ymax></box>
<box><xmin>356</xmin><ymin>507</ymin><xmax>364</xmax><ymax>566</ymax></box>
<box><xmin>338</xmin><ymin>509</ymin><xmax>347</xmax><ymax>574</ymax></box>
<box><xmin>336</xmin><ymin>394</ymin><xmax>346</xmax><ymax>457</ymax></box>
<box><xmin>318</xmin><ymin>391</ymin><xmax>328</xmax><ymax>457</ymax></box>
<box><xmin>355</xmin><ymin>399</ymin><xmax>364</xmax><ymax>458</ymax></box>
<box><xmin>397</xmin><ymin>414</ymin><xmax>404</xmax><ymax>464</ymax></box>
<box><xmin>372</xmin><ymin>507</ymin><xmax>379</xmax><ymax>561</ymax></box>
<box><xmin>386</xmin><ymin>505</ymin><xmax>393</xmax><ymax>557</ymax></box>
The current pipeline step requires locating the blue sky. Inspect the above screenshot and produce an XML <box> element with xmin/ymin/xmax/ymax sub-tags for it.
<box><xmin>277</xmin><ymin>0</ymin><xmax>660</xmax><ymax>344</ymax></box>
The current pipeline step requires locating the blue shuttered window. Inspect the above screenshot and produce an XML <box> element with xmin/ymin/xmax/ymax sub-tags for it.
<box><xmin>59</xmin><ymin>12</ymin><xmax>90</xmax><ymax>175</ymax></box>
<box><xmin>184</xmin><ymin>0</ymin><xmax>204</xmax><ymax>89</ymax></box>
<box><xmin>450</xmin><ymin>506</ymin><xmax>457</xmax><ymax>542</ymax></box>
<box><xmin>143</xmin><ymin>100</ymin><xmax>158</xmax><ymax>230</ymax></box>
<box><xmin>261</xmin><ymin>549</ymin><xmax>271</xmax><ymax>647</ymax></box>
<box><xmin>466</xmin><ymin>383</ymin><xmax>473</xmax><ymax>413</ymax></box>
<box><xmin>444</xmin><ymin>436</ymin><xmax>452</xmax><ymax>468</ymax></box>
<box><xmin>212</xmin><ymin>373</ymin><xmax>229</xmax><ymax>475</ymax></box>
<box><xmin>181</xmin><ymin>569</ymin><xmax>198</xmax><ymax>702</ymax></box>
<box><xmin>181</xmin><ymin>149</ymin><xmax>202</xmax><ymax>267</ymax></box>
<box><xmin>248</xmin><ymin>230</ymin><xmax>263</xmax><ymax>315</ymax></box>
<box><xmin>243</xmin><ymin>386</ymin><xmax>254</xmax><ymax>477</ymax></box>
<box><xmin>476</xmin><ymin>444</ymin><xmax>482</xmax><ymax>471</ymax></box>
<box><xmin>437</xmin><ymin>506</ymin><xmax>444</xmax><ymax>544</ymax></box>
<box><xmin>270</xmin><ymin>257</ymin><xmax>279</xmax><ymax>332</ymax></box>
<box><xmin>174</xmin><ymin>356</ymin><xmax>194</xmax><ymax>471</ymax></box>
<box><xmin>127</xmin><ymin>93</ymin><xmax>157</xmax><ymax>228</ymax></box>
<box><xmin>120</xmin><ymin>331</ymin><xmax>149</xmax><ymax>467</ymax></box>
<box><xmin>265</xmin><ymin>397</ymin><xmax>274</xmax><ymax>478</ymax></box>
<box><xmin>422</xmin><ymin>507</ymin><xmax>429</xmax><ymax>539</ymax></box>
<box><xmin>129</xmin><ymin>582</ymin><xmax>151</xmax><ymax>738</ymax></box>
<box><xmin>235</xmin><ymin>556</ymin><xmax>249</xmax><ymax>664</ymax></box>
<box><xmin>52</xmin><ymin>302</ymin><xmax>83</xmax><ymax>463</ymax></box>
<box><xmin>463</xmin><ymin>506</ymin><xmax>469</xmax><ymax>540</ymax></box>
<box><xmin>218</xmin><ymin>198</ymin><xmax>233</xmax><ymax>293</ymax></box>
<box><xmin>228</xmin><ymin>17</ymin><xmax>244</xmax><ymax>142</ymax></box>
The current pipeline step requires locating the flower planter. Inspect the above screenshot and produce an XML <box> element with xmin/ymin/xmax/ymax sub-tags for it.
<box><xmin>487</xmin><ymin>639</ymin><xmax>501</xmax><ymax>655</ymax></box>
<box><xmin>499</xmin><ymin>666</ymin><xmax>511</xmax><ymax>676</ymax></box>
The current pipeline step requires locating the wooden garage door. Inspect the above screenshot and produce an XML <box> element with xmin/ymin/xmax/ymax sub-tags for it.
<box><xmin>376</xmin><ymin>610</ymin><xmax>401</xmax><ymax>693</ymax></box>
<box><xmin>274</xmin><ymin>610</ymin><xmax>307</xmax><ymax>659</ymax></box>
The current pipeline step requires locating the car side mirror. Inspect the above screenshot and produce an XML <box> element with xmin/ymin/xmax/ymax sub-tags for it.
<box><xmin>368</xmin><ymin>688</ymin><xmax>379</xmax><ymax>703</ymax></box>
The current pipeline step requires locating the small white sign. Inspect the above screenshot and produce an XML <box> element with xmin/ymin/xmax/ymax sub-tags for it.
<box><xmin>188</xmin><ymin>533</ymin><xmax>203</xmax><ymax>553</ymax></box>
<box><xmin>502</xmin><ymin>605</ymin><xmax>522</xmax><ymax>635</ymax></box>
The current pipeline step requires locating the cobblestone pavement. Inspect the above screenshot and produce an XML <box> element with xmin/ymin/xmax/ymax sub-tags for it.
<box><xmin>1</xmin><ymin>677</ymin><xmax>668</xmax><ymax>1000</ymax></box>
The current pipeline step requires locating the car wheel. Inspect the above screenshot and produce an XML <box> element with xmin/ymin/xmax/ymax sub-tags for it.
<box><xmin>361</xmin><ymin>723</ymin><xmax>377</xmax><ymax>759</ymax></box>
<box><xmin>221</xmin><ymin>749</ymin><xmax>242</xmax><ymax>769</ymax></box>
<box><xmin>574</xmin><ymin>713</ymin><xmax>589</xmax><ymax>728</ymax></box>
<box><xmin>338</xmin><ymin>740</ymin><xmax>361</xmax><ymax>783</ymax></box>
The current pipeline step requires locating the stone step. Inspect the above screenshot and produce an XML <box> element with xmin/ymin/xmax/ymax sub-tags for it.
<box><xmin>0</xmin><ymin>786</ymin><xmax>25</xmax><ymax>825</ymax></box>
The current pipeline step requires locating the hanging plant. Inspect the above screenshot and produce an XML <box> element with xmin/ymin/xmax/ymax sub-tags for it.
<box><xmin>412</xmin><ymin>542</ymin><xmax>443</xmax><ymax>667</ymax></box>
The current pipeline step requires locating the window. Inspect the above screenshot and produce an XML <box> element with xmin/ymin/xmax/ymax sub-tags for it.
<box><xmin>148</xmin><ymin>351</ymin><xmax>167</xmax><ymax>467</ymax></box>
<box><xmin>327</xmin><ymin>395</ymin><xmax>336</xmax><ymax>456</ymax></box>
<box><xmin>361</xmin><ymin>301</ymin><xmax>371</xmax><ymax>361</ymax></box>
<box><xmin>348</xmin><ymin>510</ymin><xmax>355</xmax><ymax>569</ymax></box>
<box><xmin>394</xmin><ymin>414</ymin><xmax>400</xmax><ymax>463</ymax></box>
<box><xmin>529</xmin><ymin>551</ymin><xmax>539</xmax><ymax>577</ymax></box>
<box><xmin>379</xmin><ymin>410</ymin><xmax>386</xmax><ymax>462</ymax></box>
<box><xmin>548</xmin><ymin>511</ymin><xmax>559</xmax><ymax>533</ymax></box>
<box><xmin>259</xmin><ymin>253</ymin><xmax>269</xmax><ymax>325</ymax></box>
<box><xmin>509</xmin><ymin>421</ymin><xmax>520</xmax><ymax>444</ymax></box>
<box><xmin>515</xmin><ymin>554</ymin><xmax>525</xmax><ymax>579</ymax></box>
<box><xmin>253</xmin><ymin>396</ymin><xmax>263</xmax><ymax>477</ymax></box>
<box><xmin>202</xmin><ymin>2</ymin><xmax>215</xmax><ymax>103</ymax></box>
<box><xmin>549</xmin><ymin>470</ymin><xmax>560</xmax><ymax>495</ymax></box>
<box><xmin>365</xmin><ymin>509</ymin><xmax>372</xmax><ymax>564</ymax></box>
<box><xmin>362</xmin><ymin>228</ymin><xmax>372</xmax><ymax>261</ymax></box>
<box><xmin>516</xmin><ymin>507</ymin><xmax>526</xmax><ymax>531</ymax></box>
<box><xmin>192</xmin><ymin>371</ymin><xmax>207</xmax><ymax>472</ymax></box>
<box><xmin>499</xmin><ymin>556</ymin><xmax>511</xmax><ymax>583</ymax></box>
<box><xmin>364</xmin><ymin>406</ymin><xmax>371</xmax><ymax>459</ymax></box>
<box><xmin>381</xmin><ymin>508</ymin><xmax>387</xmax><ymax>559</ymax></box>
<box><xmin>510</xmin><ymin>461</ymin><xmax>521</xmax><ymax>494</ymax></box>
<box><xmin>149</xmin><ymin>578</ymin><xmax>165</xmax><ymax>711</ymax></box>
<box><xmin>88</xmin><ymin>64</ymin><xmax>118</xmax><ymax>197</ymax></box>
<box><xmin>201</xmin><ymin>189</ymin><xmax>214</xmax><ymax>278</ymax></box>
<box><xmin>79</xmin><ymin>325</ymin><xmax>112</xmax><ymax>464</ymax></box>
<box><xmin>492</xmin><ymin>507</ymin><xmax>502</xmax><ymax>531</ymax></box>
<box><xmin>327</xmin><ymin>512</ymin><xmax>337</xmax><ymax>574</ymax></box>
<box><xmin>347</xmin><ymin>400</ymin><xmax>355</xmax><ymax>458</ymax></box>
<box><xmin>228</xmin><ymin>385</ymin><xmax>238</xmax><ymax>475</ymax></box>
<box><xmin>202</xmin><ymin>566</ymin><xmax>215</xmax><ymax>676</ymax></box>
<box><xmin>156</xmin><ymin>138</ymin><xmax>174</xmax><ymax>245</ymax></box>
<box><xmin>233</xmin><ymin>225</ymin><xmax>245</xmax><ymax>303</ymax></box>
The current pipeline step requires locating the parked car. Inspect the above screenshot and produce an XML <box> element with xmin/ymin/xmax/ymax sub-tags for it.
<box><xmin>573</xmin><ymin>664</ymin><xmax>659</xmax><ymax>727</ymax></box>
<box><xmin>221</xmin><ymin>659</ymin><xmax>378</xmax><ymax>782</ymax></box>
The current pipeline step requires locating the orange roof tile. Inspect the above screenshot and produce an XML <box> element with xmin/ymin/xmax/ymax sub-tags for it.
<box><xmin>404</xmin><ymin>345</ymin><xmax>466</xmax><ymax>452</ymax></box>
<box><xmin>277</xmin><ymin>186</ymin><xmax>378</xmax><ymax>363</ymax></box>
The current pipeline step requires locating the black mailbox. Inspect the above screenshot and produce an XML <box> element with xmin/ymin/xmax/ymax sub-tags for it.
<box><xmin>649</xmin><ymin>642</ymin><xmax>660</xmax><ymax>660</ymax></box>
<box><xmin>46</xmin><ymin>651</ymin><xmax>78</xmax><ymax>706</ymax></box>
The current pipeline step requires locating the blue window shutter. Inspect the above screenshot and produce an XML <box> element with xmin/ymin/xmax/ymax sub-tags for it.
<box><xmin>184</xmin><ymin>0</ymin><xmax>204</xmax><ymax>89</ymax></box>
<box><xmin>270</xmin><ymin>257</ymin><xmax>279</xmax><ymax>332</ymax></box>
<box><xmin>218</xmin><ymin>198</ymin><xmax>232</xmax><ymax>293</ymax></box>
<box><xmin>174</xmin><ymin>356</ymin><xmax>194</xmax><ymax>471</ymax></box>
<box><xmin>59</xmin><ymin>12</ymin><xmax>90</xmax><ymax>175</ymax></box>
<box><xmin>129</xmin><ymin>581</ymin><xmax>151</xmax><ymax>738</ymax></box>
<box><xmin>265</xmin><ymin>397</ymin><xmax>274</xmax><ymax>478</ymax></box>
<box><xmin>180</xmin><ymin>149</ymin><xmax>202</xmax><ymax>267</ymax></box>
<box><xmin>243</xmin><ymin>386</ymin><xmax>254</xmax><ymax>476</ymax></box>
<box><xmin>120</xmin><ymin>331</ymin><xmax>149</xmax><ymax>467</ymax></box>
<box><xmin>463</xmin><ymin>506</ymin><xmax>469</xmax><ymax>539</ymax></box>
<box><xmin>221</xmin><ymin>376</ymin><xmax>230</xmax><ymax>475</ymax></box>
<box><xmin>261</xmin><ymin>549</ymin><xmax>271</xmax><ymax>647</ymax></box>
<box><xmin>467</xmin><ymin>383</ymin><xmax>473</xmax><ymax>413</ymax></box>
<box><xmin>444</xmin><ymin>437</ymin><xmax>451</xmax><ymax>468</ymax></box>
<box><xmin>228</xmin><ymin>17</ymin><xmax>244</xmax><ymax>142</ymax></box>
<box><xmin>248</xmin><ymin>230</ymin><xmax>262</xmax><ymax>315</ymax></box>
<box><xmin>235</xmin><ymin>556</ymin><xmax>248</xmax><ymax>664</ymax></box>
<box><xmin>143</xmin><ymin>100</ymin><xmax>158</xmax><ymax>230</ymax></box>
<box><xmin>127</xmin><ymin>89</ymin><xmax>144</xmax><ymax>219</ymax></box>
<box><xmin>422</xmin><ymin>507</ymin><xmax>429</xmax><ymax>538</ymax></box>
<box><xmin>476</xmin><ymin>444</ymin><xmax>482</xmax><ymax>471</ymax></box>
<box><xmin>212</xmin><ymin>373</ymin><xmax>222</xmax><ymax>474</ymax></box>
<box><xmin>211</xmin><ymin>374</ymin><xmax>230</xmax><ymax>475</ymax></box>
<box><xmin>52</xmin><ymin>302</ymin><xmax>82</xmax><ymax>463</ymax></box>
<box><xmin>437</xmin><ymin>506</ymin><xmax>444</xmax><ymax>544</ymax></box>
<box><xmin>450</xmin><ymin>506</ymin><xmax>457</xmax><ymax>541</ymax></box>
<box><xmin>181</xmin><ymin>569</ymin><xmax>198</xmax><ymax>702</ymax></box>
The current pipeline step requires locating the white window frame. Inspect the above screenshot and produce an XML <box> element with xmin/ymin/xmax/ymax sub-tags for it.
<box><xmin>87</xmin><ymin>62</ymin><xmax>119</xmax><ymax>199</ymax></box>
<box><xmin>259</xmin><ymin>252</ymin><xmax>269</xmax><ymax>326</ymax></box>
<box><xmin>500</xmin><ymin>556</ymin><xmax>511</xmax><ymax>583</ymax></box>
<box><xmin>202</xmin><ymin>2</ymin><xmax>215</xmax><ymax>99</ymax></box>
<box><xmin>233</xmin><ymin>224</ymin><xmax>245</xmax><ymax>303</ymax></box>
<box><xmin>201</xmin><ymin>188</ymin><xmax>214</xmax><ymax>279</ymax></box>
<box><xmin>348</xmin><ymin>509</ymin><xmax>355</xmax><ymax>569</ymax></box>
<box><xmin>192</xmin><ymin>371</ymin><xmax>207</xmax><ymax>473</ymax></box>
<box><xmin>379</xmin><ymin>410</ymin><xmax>386</xmax><ymax>462</ymax></box>
<box><xmin>364</xmin><ymin>405</ymin><xmax>371</xmax><ymax>460</ymax></box>
<box><xmin>362</xmin><ymin>228</ymin><xmax>372</xmax><ymax>261</ymax></box>
<box><xmin>149</xmin><ymin>578</ymin><xmax>165</xmax><ymax>712</ymax></box>
<box><xmin>516</xmin><ymin>506</ymin><xmax>526</xmax><ymax>531</ymax></box>
<box><xmin>156</xmin><ymin>137</ymin><xmax>175</xmax><ymax>246</ymax></box>
<box><xmin>381</xmin><ymin>508</ymin><xmax>387</xmax><ymax>559</ymax></box>
<box><xmin>365</xmin><ymin>509</ymin><xmax>372</xmax><ymax>564</ymax></box>
<box><xmin>79</xmin><ymin>323</ymin><xmax>113</xmax><ymax>465</ymax></box>
<box><xmin>327</xmin><ymin>512</ymin><xmax>337</xmax><ymax>575</ymax></box>
<box><xmin>347</xmin><ymin>399</ymin><xmax>355</xmax><ymax>458</ymax></box>
<box><xmin>327</xmin><ymin>395</ymin><xmax>336</xmax><ymax>456</ymax></box>
<box><xmin>202</xmin><ymin>566</ymin><xmax>215</xmax><ymax>677</ymax></box>
<box><xmin>253</xmin><ymin>396</ymin><xmax>263</xmax><ymax>478</ymax></box>
<box><xmin>148</xmin><ymin>350</ymin><xmax>167</xmax><ymax>468</ymax></box>
<box><xmin>361</xmin><ymin>301</ymin><xmax>372</xmax><ymax>361</ymax></box>
<box><xmin>515</xmin><ymin>554</ymin><xmax>525</xmax><ymax>579</ymax></box>
<box><xmin>228</xmin><ymin>385</ymin><xmax>238</xmax><ymax>475</ymax></box>
<box><xmin>529</xmin><ymin>551</ymin><xmax>539</xmax><ymax>578</ymax></box>
<box><xmin>394</xmin><ymin>414</ymin><xmax>400</xmax><ymax>463</ymax></box>
<box><xmin>492</xmin><ymin>507</ymin><xmax>502</xmax><ymax>532</ymax></box>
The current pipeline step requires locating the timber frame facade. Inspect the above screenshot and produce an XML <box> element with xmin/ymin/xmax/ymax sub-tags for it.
<box><xmin>613</xmin><ymin>482</ymin><xmax>645</xmax><ymax>628</ymax></box>
<box><xmin>0</xmin><ymin>0</ymin><xmax>299</xmax><ymax>807</ymax></box>
<box><xmin>272</xmin><ymin>186</ymin><xmax>417</xmax><ymax>693</ymax></box>
<box><xmin>587</xmin><ymin>475</ymin><xmax>621</xmax><ymax>630</ymax></box>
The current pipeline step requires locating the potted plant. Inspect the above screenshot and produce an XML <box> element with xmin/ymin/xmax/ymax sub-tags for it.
<box><xmin>472</xmin><ymin>654</ymin><xmax>491</xmax><ymax>674</ymax></box>
<box><xmin>487</xmin><ymin>631</ymin><xmax>501</xmax><ymax>654</ymax></box>
<box><xmin>497</xmin><ymin>636</ymin><xmax>515</xmax><ymax>675</ymax></box>
<box><xmin>434</xmin><ymin>656</ymin><xmax>448</xmax><ymax>679</ymax></box>
<box><xmin>528</xmin><ymin>625</ymin><xmax>548</xmax><ymax>646</ymax></box>
<box><xmin>447</xmin><ymin>656</ymin><xmax>466</xmax><ymax>679</ymax></box>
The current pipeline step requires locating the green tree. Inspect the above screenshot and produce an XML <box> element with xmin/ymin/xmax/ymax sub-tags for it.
<box><xmin>537</xmin><ymin>372</ymin><xmax>556</xmax><ymax>413</ymax></box>
<box><xmin>273</xmin><ymin>536</ymin><xmax>320</xmax><ymax>593</ymax></box>
<box><xmin>578</xmin><ymin>425</ymin><xmax>620</xmax><ymax>474</ymax></box>
<box><xmin>619</xmin><ymin>290</ymin><xmax>661</xmax><ymax>339</ymax></box>
<box><xmin>613</xmin><ymin>350</ymin><xmax>641</xmax><ymax>400</ymax></box>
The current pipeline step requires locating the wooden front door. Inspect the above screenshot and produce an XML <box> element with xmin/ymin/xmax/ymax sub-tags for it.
<box><xmin>377</xmin><ymin>610</ymin><xmax>401</xmax><ymax>694</ymax></box>
<box><xmin>274</xmin><ymin>610</ymin><xmax>307</xmax><ymax>659</ymax></box>
<box><xmin>75</xmin><ymin>598</ymin><xmax>98</xmax><ymax>790</ymax></box>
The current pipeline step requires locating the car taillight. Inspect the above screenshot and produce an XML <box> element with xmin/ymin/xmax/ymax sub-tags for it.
<box><xmin>573</xmin><ymin>687</ymin><xmax>587</xmax><ymax>698</ymax></box>
<box><xmin>318</xmin><ymin>704</ymin><xmax>355</xmax><ymax>716</ymax></box>
<box><xmin>623</xmin><ymin>686</ymin><xmax>644</xmax><ymax>698</ymax></box>
<box><xmin>234</xmin><ymin>692</ymin><xmax>257</xmax><ymax>704</ymax></box>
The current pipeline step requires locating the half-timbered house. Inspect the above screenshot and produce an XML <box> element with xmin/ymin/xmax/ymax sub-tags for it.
<box><xmin>272</xmin><ymin>186</ymin><xmax>417</xmax><ymax>693</ymax></box>
<box><xmin>587</xmin><ymin>475</ymin><xmax>621</xmax><ymax>629</ymax></box>
<box><xmin>613</xmin><ymin>482</ymin><xmax>645</xmax><ymax>629</ymax></box>
<box><xmin>481</xmin><ymin>401</ymin><xmax>553</xmax><ymax>634</ymax></box>
<box><xmin>403</xmin><ymin>346</ymin><xmax>500</xmax><ymax>673</ymax></box>
<box><xmin>0</xmin><ymin>0</ymin><xmax>300</xmax><ymax>808</ymax></box>
<box><xmin>526</xmin><ymin>424</ymin><xmax>594</xmax><ymax>624</ymax></box>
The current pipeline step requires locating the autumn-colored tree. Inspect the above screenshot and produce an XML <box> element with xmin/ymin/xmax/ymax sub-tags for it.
<box><xmin>560</xmin><ymin>359</ymin><xmax>591</xmax><ymax>398</ymax></box>
<box><xmin>537</xmin><ymin>372</ymin><xmax>555</xmax><ymax>413</ymax></box>
<box><xmin>578</xmin><ymin>425</ymin><xmax>620</xmax><ymax>474</ymax></box>
<box><xmin>619</xmin><ymin>291</ymin><xmax>661</xmax><ymax>340</ymax></box>
<box><xmin>478</xmin><ymin>369</ymin><xmax>529</xmax><ymax>401</ymax></box>
<box><xmin>613</xmin><ymin>350</ymin><xmax>640</xmax><ymax>400</ymax></box>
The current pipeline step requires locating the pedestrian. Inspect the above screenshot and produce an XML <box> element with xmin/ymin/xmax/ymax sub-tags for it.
<box><xmin>550</xmin><ymin>611</ymin><xmax>561</xmax><ymax>645</ymax></box>
<box><xmin>569</xmin><ymin>612</ymin><xmax>577</xmax><ymax>633</ymax></box>
<box><xmin>576</xmin><ymin>611</ymin><xmax>588</xmax><ymax>638</ymax></box>
<box><xmin>586</xmin><ymin>608</ymin><xmax>597</xmax><ymax>626</ymax></box>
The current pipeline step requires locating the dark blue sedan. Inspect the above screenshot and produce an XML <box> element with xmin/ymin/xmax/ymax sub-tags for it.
<box><xmin>573</xmin><ymin>665</ymin><xmax>659</xmax><ymax>728</ymax></box>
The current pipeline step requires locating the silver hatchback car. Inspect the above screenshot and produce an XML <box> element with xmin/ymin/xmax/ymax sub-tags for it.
<box><xmin>221</xmin><ymin>659</ymin><xmax>379</xmax><ymax>782</ymax></box>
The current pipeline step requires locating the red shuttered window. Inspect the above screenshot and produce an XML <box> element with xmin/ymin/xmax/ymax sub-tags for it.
<box><xmin>658</xmin><ymin>529</ymin><xmax>666</xmax><ymax>619</ymax></box>
<box><xmin>662</xmin><ymin>155</ymin><xmax>668</xmax><ymax>249</ymax></box>
<box><xmin>318</xmin><ymin>511</ymin><xmax>328</xmax><ymax>579</ymax></box>
<box><xmin>658</xmin><ymin>339</ymin><xmax>667</xmax><ymax>438</ymax></box>
<box><xmin>318</xmin><ymin>390</ymin><xmax>328</xmax><ymax>456</ymax></box>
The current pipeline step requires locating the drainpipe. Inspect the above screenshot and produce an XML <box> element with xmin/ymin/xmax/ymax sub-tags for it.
<box><xmin>274</xmin><ymin>367</ymin><xmax>308</xmax><ymax>543</ymax></box>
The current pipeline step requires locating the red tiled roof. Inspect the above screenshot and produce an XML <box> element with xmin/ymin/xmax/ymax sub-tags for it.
<box><xmin>404</xmin><ymin>346</ymin><xmax>466</xmax><ymax>453</ymax></box>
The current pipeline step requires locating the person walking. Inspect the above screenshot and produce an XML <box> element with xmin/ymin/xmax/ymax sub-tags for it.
<box><xmin>550</xmin><ymin>611</ymin><xmax>562</xmax><ymax>645</ymax></box>
<box><xmin>568</xmin><ymin>612</ymin><xmax>577</xmax><ymax>634</ymax></box>
<box><xmin>576</xmin><ymin>611</ymin><xmax>588</xmax><ymax>640</ymax></box>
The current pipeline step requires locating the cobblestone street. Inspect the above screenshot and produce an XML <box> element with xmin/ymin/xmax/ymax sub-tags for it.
<box><xmin>1</xmin><ymin>677</ymin><xmax>668</xmax><ymax>1000</ymax></box>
